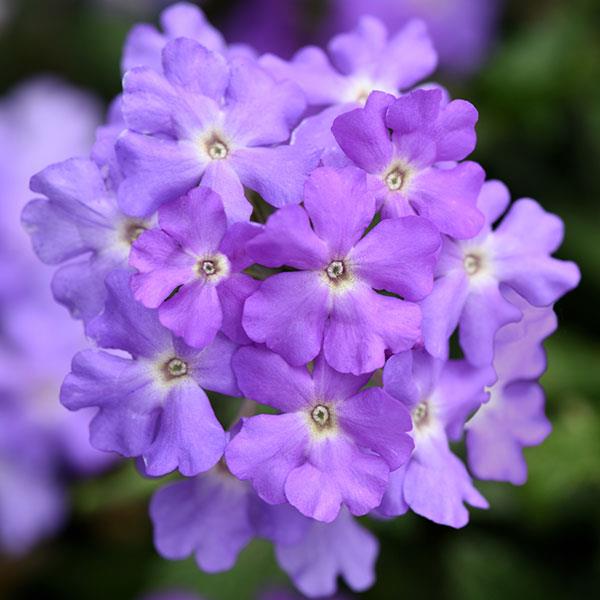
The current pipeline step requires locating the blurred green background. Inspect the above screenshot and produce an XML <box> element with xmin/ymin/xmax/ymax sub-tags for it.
<box><xmin>1</xmin><ymin>0</ymin><xmax>599</xmax><ymax>598</ymax></box>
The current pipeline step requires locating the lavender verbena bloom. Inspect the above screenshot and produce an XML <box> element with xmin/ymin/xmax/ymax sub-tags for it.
<box><xmin>226</xmin><ymin>345</ymin><xmax>414</xmax><ymax>521</ymax></box>
<box><xmin>61</xmin><ymin>269</ymin><xmax>239</xmax><ymax>476</ymax></box>
<box><xmin>22</xmin><ymin>157</ymin><xmax>152</xmax><ymax>323</ymax></box>
<box><xmin>243</xmin><ymin>166</ymin><xmax>440</xmax><ymax>374</ymax></box>
<box><xmin>122</xmin><ymin>1</ymin><xmax>252</xmax><ymax>74</ymax></box>
<box><xmin>275</xmin><ymin>508</ymin><xmax>377</xmax><ymax>598</ymax></box>
<box><xmin>420</xmin><ymin>180</ymin><xmax>581</xmax><ymax>366</ymax></box>
<box><xmin>466</xmin><ymin>290</ymin><xmax>556</xmax><ymax>484</ymax></box>
<box><xmin>117</xmin><ymin>37</ymin><xmax>315</xmax><ymax>221</ymax></box>
<box><xmin>332</xmin><ymin>88</ymin><xmax>485</xmax><ymax>238</ymax></box>
<box><xmin>130</xmin><ymin>187</ymin><xmax>260</xmax><ymax>348</ymax></box>
<box><xmin>379</xmin><ymin>350</ymin><xmax>493</xmax><ymax>527</ymax></box>
<box><xmin>329</xmin><ymin>0</ymin><xmax>502</xmax><ymax>74</ymax></box>
<box><xmin>261</xmin><ymin>15</ymin><xmax>437</xmax><ymax>109</ymax></box>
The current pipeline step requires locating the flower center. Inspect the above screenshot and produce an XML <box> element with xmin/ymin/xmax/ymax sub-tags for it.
<box><xmin>165</xmin><ymin>357</ymin><xmax>188</xmax><ymax>379</ymax></box>
<box><xmin>326</xmin><ymin>260</ymin><xmax>345</xmax><ymax>280</ymax></box>
<box><xmin>311</xmin><ymin>404</ymin><xmax>331</xmax><ymax>427</ymax></box>
<box><xmin>385</xmin><ymin>168</ymin><xmax>404</xmax><ymax>191</ymax></box>
<box><xmin>201</xmin><ymin>260</ymin><xmax>217</xmax><ymax>276</ymax></box>
<box><xmin>123</xmin><ymin>221</ymin><xmax>147</xmax><ymax>245</ymax></box>
<box><xmin>463</xmin><ymin>253</ymin><xmax>482</xmax><ymax>276</ymax></box>
<box><xmin>412</xmin><ymin>402</ymin><xmax>428</xmax><ymax>425</ymax></box>
<box><xmin>207</xmin><ymin>138</ymin><xmax>228</xmax><ymax>160</ymax></box>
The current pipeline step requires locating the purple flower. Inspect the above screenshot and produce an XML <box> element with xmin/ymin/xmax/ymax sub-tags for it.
<box><xmin>117</xmin><ymin>38</ymin><xmax>315</xmax><ymax>221</ymax></box>
<box><xmin>242</xmin><ymin>166</ymin><xmax>440</xmax><ymax>374</ymax></box>
<box><xmin>61</xmin><ymin>269</ymin><xmax>239</xmax><ymax>477</ymax></box>
<box><xmin>274</xmin><ymin>508</ymin><xmax>378</xmax><ymax>598</ymax></box>
<box><xmin>420</xmin><ymin>180</ymin><xmax>581</xmax><ymax>366</ymax></box>
<box><xmin>22</xmin><ymin>157</ymin><xmax>153</xmax><ymax>323</ymax></box>
<box><xmin>150</xmin><ymin>467</ymin><xmax>255</xmax><ymax>572</ymax></box>
<box><xmin>226</xmin><ymin>345</ymin><xmax>414</xmax><ymax>522</ymax></box>
<box><xmin>261</xmin><ymin>15</ymin><xmax>437</xmax><ymax>108</ymax></box>
<box><xmin>332</xmin><ymin>88</ymin><xmax>485</xmax><ymax>238</ymax></box>
<box><xmin>466</xmin><ymin>290</ymin><xmax>556</xmax><ymax>484</ymax></box>
<box><xmin>379</xmin><ymin>350</ymin><xmax>493</xmax><ymax>527</ymax></box>
<box><xmin>122</xmin><ymin>1</ymin><xmax>252</xmax><ymax>74</ymax></box>
<box><xmin>328</xmin><ymin>0</ymin><xmax>502</xmax><ymax>74</ymax></box>
<box><xmin>130</xmin><ymin>187</ymin><xmax>260</xmax><ymax>348</ymax></box>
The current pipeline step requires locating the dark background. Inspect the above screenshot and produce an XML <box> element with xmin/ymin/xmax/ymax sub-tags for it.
<box><xmin>1</xmin><ymin>0</ymin><xmax>599</xmax><ymax>598</ymax></box>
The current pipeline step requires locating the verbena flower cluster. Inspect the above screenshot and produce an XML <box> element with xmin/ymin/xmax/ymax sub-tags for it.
<box><xmin>23</xmin><ymin>3</ymin><xmax>580</xmax><ymax>596</ymax></box>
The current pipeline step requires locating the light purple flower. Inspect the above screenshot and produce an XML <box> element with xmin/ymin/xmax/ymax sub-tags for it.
<box><xmin>242</xmin><ymin>166</ymin><xmax>440</xmax><ymax>374</ymax></box>
<box><xmin>332</xmin><ymin>88</ymin><xmax>485</xmax><ymax>238</ymax></box>
<box><xmin>130</xmin><ymin>187</ymin><xmax>260</xmax><ymax>349</ymax></box>
<box><xmin>261</xmin><ymin>15</ymin><xmax>437</xmax><ymax>108</ymax></box>
<box><xmin>22</xmin><ymin>157</ymin><xmax>153</xmax><ymax>323</ymax></box>
<box><xmin>466</xmin><ymin>290</ymin><xmax>556</xmax><ymax>484</ymax></box>
<box><xmin>226</xmin><ymin>345</ymin><xmax>414</xmax><ymax>522</ymax></box>
<box><xmin>274</xmin><ymin>508</ymin><xmax>378</xmax><ymax>598</ymax></box>
<box><xmin>328</xmin><ymin>0</ymin><xmax>502</xmax><ymax>74</ymax></box>
<box><xmin>379</xmin><ymin>350</ymin><xmax>492</xmax><ymax>528</ymax></box>
<box><xmin>117</xmin><ymin>37</ymin><xmax>315</xmax><ymax>221</ymax></box>
<box><xmin>420</xmin><ymin>180</ymin><xmax>581</xmax><ymax>366</ymax></box>
<box><xmin>121</xmin><ymin>1</ymin><xmax>252</xmax><ymax>74</ymax></box>
<box><xmin>61</xmin><ymin>269</ymin><xmax>239</xmax><ymax>477</ymax></box>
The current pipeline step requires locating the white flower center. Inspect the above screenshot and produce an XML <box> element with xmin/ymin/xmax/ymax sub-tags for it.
<box><xmin>166</xmin><ymin>358</ymin><xmax>188</xmax><ymax>378</ymax></box>
<box><xmin>311</xmin><ymin>404</ymin><xmax>331</xmax><ymax>427</ymax></box>
<box><xmin>412</xmin><ymin>402</ymin><xmax>428</xmax><ymax>425</ymax></box>
<box><xmin>326</xmin><ymin>260</ymin><xmax>345</xmax><ymax>280</ymax></box>
<box><xmin>201</xmin><ymin>260</ymin><xmax>217</xmax><ymax>276</ymax></box>
<box><xmin>207</xmin><ymin>139</ymin><xmax>228</xmax><ymax>160</ymax></box>
<box><xmin>463</xmin><ymin>253</ymin><xmax>482</xmax><ymax>276</ymax></box>
<box><xmin>385</xmin><ymin>168</ymin><xmax>404</xmax><ymax>191</ymax></box>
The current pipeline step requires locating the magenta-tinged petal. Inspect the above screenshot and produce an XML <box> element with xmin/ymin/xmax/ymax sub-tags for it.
<box><xmin>433</xmin><ymin>99</ymin><xmax>479</xmax><ymax>162</ymax></box>
<box><xmin>459</xmin><ymin>283</ymin><xmax>523</xmax><ymax>366</ymax></box>
<box><xmin>350</xmin><ymin>215</ymin><xmax>440</xmax><ymax>300</ymax></box>
<box><xmin>467</xmin><ymin>381</ymin><xmax>551</xmax><ymax>485</ymax></box>
<box><xmin>323</xmin><ymin>282</ymin><xmax>421</xmax><ymax>375</ymax></box>
<box><xmin>150</xmin><ymin>473</ymin><xmax>253</xmax><ymax>573</ymax></box>
<box><xmin>159</xmin><ymin>280</ymin><xmax>222</xmax><ymax>350</ymax></box>
<box><xmin>143</xmin><ymin>383</ymin><xmax>226</xmax><ymax>477</ymax></box>
<box><xmin>130</xmin><ymin>229</ymin><xmax>196</xmax><ymax>308</ymax></box>
<box><xmin>219</xmin><ymin>221</ymin><xmax>263</xmax><ymax>272</ymax></box>
<box><xmin>303</xmin><ymin>166</ymin><xmax>376</xmax><ymax>257</ymax></box>
<box><xmin>381</xmin><ymin>352</ymin><xmax>420</xmax><ymax>406</ymax></box>
<box><xmin>247</xmin><ymin>205</ymin><xmax>329</xmax><ymax>269</ymax></box>
<box><xmin>200</xmin><ymin>159</ymin><xmax>252</xmax><ymax>224</ymax></box>
<box><xmin>385</xmin><ymin>88</ymin><xmax>442</xmax><ymax>134</ymax></box>
<box><xmin>232</xmin><ymin>346</ymin><xmax>314</xmax><ymax>412</ymax></box>
<box><xmin>409</xmin><ymin>161</ymin><xmax>485</xmax><ymax>239</ymax></box>
<box><xmin>404</xmin><ymin>435</ymin><xmax>488</xmax><ymax>528</ymax></box>
<box><xmin>285</xmin><ymin>437</ymin><xmax>390</xmax><ymax>521</ymax></box>
<box><xmin>162</xmin><ymin>38</ymin><xmax>229</xmax><ymax>100</ymax></box>
<box><xmin>216</xmin><ymin>274</ymin><xmax>260</xmax><ymax>345</ymax></box>
<box><xmin>225</xmin><ymin>413</ymin><xmax>309</xmax><ymax>505</ymax></box>
<box><xmin>231</xmin><ymin>144</ymin><xmax>319</xmax><ymax>208</ymax></box>
<box><xmin>275</xmin><ymin>509</ymin><xmax>378</xmax><ymax>598</ymax></box>
<box><xmin>337</xmin><ymin>388</ymin><xmax>414</xmax><ymax>470</ymax></box>
<box><xmin>116</xmin><ymin>132</ymin><xmax>204</xmax><ymax>218</ymax></box>
<box><xmin>331</xmin><ymin>92</ymin><xmax>395</xmax><ymax>174</ymax></box>
<box><xmin>243</xmin><ymin>272</ymin><xmax>329</xmax><ymax>366</ymax></box>
<box><xmin>158</xmin><ymin>187</ymin><xmax>227</xmax><ymax>255</ymax></box>
<box><xmin>87</xmin><ymin>269</ymin><xmax>171</xmax><ymax>358</ymax></box>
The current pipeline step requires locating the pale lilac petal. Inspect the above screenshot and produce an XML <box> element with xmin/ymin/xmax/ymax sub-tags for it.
<box><xmin>231</xmin><ymin>144</ymin><xmax>319</xmax><ymax>208</ymax></box>
<box><xmin>381</xmin><ymin>352</ymin><xmax>420</xmax><ymax>406</ymax></box>
<box><xmin>478</xmin><ymin>179</ymin><xmax>511</xmax><ymax>224</ymax></box>
<box><xmin>337</xmin><ymin>388</ymin><xmax>414</xmax><ymax>470</ymax></box>
<box><xmin>303</xmin><ymin>166</ymin><xmax>376</xmax><ymax>257</ymax></box>
<box><xmin>378</xmin><ymin>465</ymin><xmax>409</xmax><ymax>517</ymax></box>
<box><xmin>218</xmin><ymin>221</ymin><xmax>263</xmax><ymax>272</ymax></box>
<box><xmin>311</xmin><ymin>354</ymin><xmax>369</xmax><ymax>404</ymax></box>
<box><xmin>350</xmin><ymin>215</ymin><xmax>440</xmax><ymax>300</ymax></box>
<box><xmin>216</xmin><ymin>274</ymin><xmax>260</xmax><ymax>345</ymax></box>
<box><xmin>150</xmin><ymin>473</ymin><xmax>253</xmax><ymax>573</ymax></box>
<box><xmin>122</xmin><ymin>24</ymin><xmax>165</xmax><ymax>73</ymax></box>
<box><xmin>143</xmin><ymin>383</ymin><xmax>226</xmax><ymax>476</ymax></box>
<box><xmin>159</xmin><ymin>280</ymin><xmax>222</xmax><ymax>350</ymax></box>
<box><xmin>275</xmin><ymin>509</ymin><xmax>378</xmax><ymax>598</ymax></box>
<box><xmin>232</xmin><ymin>346</ymin><xmax>314</xmax><ymax>412</ymax></box>
<box><xmin>160</xmin><ymin>2</ymin><xmax>226</xmax><ymax>52</ymax></box>
<box><xmin>225</xmin><ymin>413</ymin><xmax>309</xmax><ymax>505</ymax></box>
